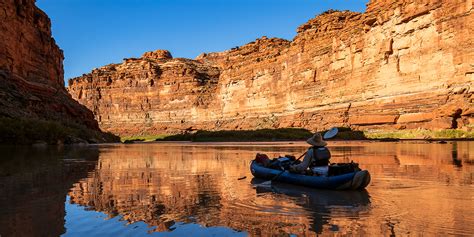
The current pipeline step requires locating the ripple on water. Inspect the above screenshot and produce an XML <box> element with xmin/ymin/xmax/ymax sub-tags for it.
<box><xmin>368</xmin><ymin>177</ymin><xmax>474</xmax><ymax>236</ymax></box>
<box><xmin>2</xmin><ymin>142</ymin><xmax>473</xmax><ymax>236</ymax></box>
<box><xmin>232</xmin><ymin>182</ymin><xmax>372</xmax><ymax>220</ymax></box>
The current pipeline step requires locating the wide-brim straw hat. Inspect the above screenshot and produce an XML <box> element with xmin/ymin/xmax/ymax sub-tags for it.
<box><xmin>306</xmin><ymin>132</ymin><xmax>327</xmax><ymax>147</ymax></box>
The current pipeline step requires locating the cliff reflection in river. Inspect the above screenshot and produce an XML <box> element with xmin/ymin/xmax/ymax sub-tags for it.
<box><xmin>0</xmin><ymin>146</ymin><xmax>99</xmax><ymax>236</ymax></box>
<box><xmin>68</xmin><ymin>144</ymin><xmax>320</xmax><ymax>234</ymax></box>
<box><xmin>66</xmin><ymin>142</ymin><xmax>473</xmax><ymax>236</ymax></box>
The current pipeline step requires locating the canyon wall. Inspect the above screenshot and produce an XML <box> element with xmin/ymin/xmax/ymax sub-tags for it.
<box><xmin>0</xmin><ymin>0</ymin><xmax>115</xmax><ymax>142</ymax></box>
<box><xmin>68</xmin><ymin>0</ymin><xmax>473</xmax><ymax>136</ymax></box>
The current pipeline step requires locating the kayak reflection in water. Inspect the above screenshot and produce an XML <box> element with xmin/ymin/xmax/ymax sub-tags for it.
<box><xmin>251</xmin><ymin>179</ymin><xmax>371</xmax><ymax>234</ymax></box>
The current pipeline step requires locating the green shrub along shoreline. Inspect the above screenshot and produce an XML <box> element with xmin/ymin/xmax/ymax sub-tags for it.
<box><xmin>2</xmin><ymin>118</ymin><xmax>470</xmax><ymax>145</ymax></box>
<box><xmin>157</xmin><ymin>128</ymin><xmax>313</xmax><ymax>142</ymax></box>
<box><xmin>364</xmin><ymin>129</ymin><xmax>474</xmax><ymax>140</ymax></box>
<box><xmin>120</xmin><ymin>135</ymin><xmax>167</xmax><ymax>143</ymax></box>
<box><xmin>0</xmin><ymin>117</ymin><xmax>120</xmax><ymax>145</ymax></box>
<box><xmin>121</xmin><ymin>127</ymin><xmax>474</xmax><ymax>143</ymax></box>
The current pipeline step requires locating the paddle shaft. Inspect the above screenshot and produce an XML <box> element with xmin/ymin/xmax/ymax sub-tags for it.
<box><xmin>271</xmin><ymin>151</ymin><xmax>307</xmax><ymax>181</ymax></box>
<box><xmin>295</xmin><ymin>151</ymin><xmax>307</xmax><ymax>162</ymax></box>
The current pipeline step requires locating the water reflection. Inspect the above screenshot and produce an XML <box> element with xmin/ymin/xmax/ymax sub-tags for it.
<box><xmin>67</xmin><ymin>144</ymin><xmax>310</xmax><ymax>235</ymax></box>
<box><xmin>0</xmin><ymin>141</ymin><xmax>473</xmax><ymax>236</ymax></box>
<box><xmin>0</xmin><ymin>146</ymin><xmax>99</xmax><ymax>237</ymax></box>
<box><xmin>253</xmin><ymin>179</ymin><xmax>371</xmax><ymax>234</ymax></box>
<box><xmin>66</xmin><ymin>142</ymin><xmax>473</xmax><ymax>236</ymax></box>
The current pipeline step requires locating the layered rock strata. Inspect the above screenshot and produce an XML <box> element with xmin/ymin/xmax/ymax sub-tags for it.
<box><xmin>68</xmin><ymin>0</ymin><xmax>473</xmax><ymax>136</ymax></box>
<box><xmin>0</xmin><ymin>0</ymin><xmax>110</xmax><ymax>142</ymax></box>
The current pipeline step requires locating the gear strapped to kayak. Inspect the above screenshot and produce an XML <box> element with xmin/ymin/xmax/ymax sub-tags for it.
<box><xmin>251</xmin><ymin>157</ymin><xmax>371</xmax><ymax>190</ymax></box>
<box><xmin>254</xmin><ymin>154</ymin><xmax>361</xmax><ymax>177</ymax></box>
<box><xmin>251</xmin><ymin>127</ymin><xmax>370</xmax><ymax>190</ymax></box>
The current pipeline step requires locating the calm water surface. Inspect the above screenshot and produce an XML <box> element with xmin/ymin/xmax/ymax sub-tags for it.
<box><xmin>0</xmin><ymin>141</ymin><xmax>473</xmax><ymax>236</ymax></box>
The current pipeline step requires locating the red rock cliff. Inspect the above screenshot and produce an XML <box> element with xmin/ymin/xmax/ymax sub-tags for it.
<box><xmin>68</xmin><ymin>0</ymin><xmax>473</xmax><ymax>136</ymax></box>
<box><xmin>0</xmin><ymin>0</ymin><xmax>105</xmax><ymax>136</ymax></box>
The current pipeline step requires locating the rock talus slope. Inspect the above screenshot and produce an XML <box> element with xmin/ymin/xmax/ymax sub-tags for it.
<box><xmin>68</xmin><ymin>0</ymin><xmax>473</xmax><ymax>136</ymax></box>
<box><xmin>0</xmin><ymin>0</ymin><xmax>114</xmax><ymax>142</ymax></box>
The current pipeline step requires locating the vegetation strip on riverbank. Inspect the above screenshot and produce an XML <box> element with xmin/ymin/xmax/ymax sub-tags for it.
<box><xmin>122</xmin><ymin>127</ymin><xmax>474</xmax><ymax>143</ymax></box>
<box><xmin>121</xmin><ymin>135</ymin><xmax>168</xmax><ymax>143</ymax></box>
<box><xmin>155</xmin><ymin>128</ymin><xmax>313</xmax><ymax>142</ymax></box>
<box><xmin>0</xmin><ymin>117</ymin><xmax>120</xmax><ymax>145</ymax></box>
<box><xmin>364</xmin><ymin>129</ymin><xmax>474</xmax><ymax>140</ymax></box>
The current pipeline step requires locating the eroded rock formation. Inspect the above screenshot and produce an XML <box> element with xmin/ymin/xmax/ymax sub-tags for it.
<box><xmin>68</xmin><ymin>0</ymin><xmax>473</xmax><ymax>136</ymax></box>
<box><xmin>0</xmin><ymin>0</ymin><xmax>113</xmax><ymax>142</ymax></box>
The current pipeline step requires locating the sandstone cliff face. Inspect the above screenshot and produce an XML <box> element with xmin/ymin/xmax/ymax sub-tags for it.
<box><xmin>68</xmin><ymin>0</ymin><xmax>473</xmax><ymax>136</ymax></box>
<box><xmin>0</xmin><ymin>0</ymin><xmax>100</xmax><ymax>131</ymax></box>
<box><xmin>69</xmin><ymin>50</ymin><xmax>220</xmax><ymax>135</ymax></box>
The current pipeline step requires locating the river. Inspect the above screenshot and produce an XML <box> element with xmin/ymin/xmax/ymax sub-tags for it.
<box><xmin>0</xmin><ymin>141</ymin><xmax>473</xmax><ymax>236</ymax></box>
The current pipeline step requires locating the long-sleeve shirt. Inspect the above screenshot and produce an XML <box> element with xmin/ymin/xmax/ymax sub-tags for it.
<box><xmin>290</xmin><ymin>147</ymin><xmax>330</xmax><ymax>173</ymax></box>
<box><xmin>290</xmin><ymin>148</ymin><xmax>314</xmax><ymax>173</ymax></box>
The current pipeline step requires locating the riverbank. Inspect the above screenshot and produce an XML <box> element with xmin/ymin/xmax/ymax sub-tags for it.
<box><xmin>160</xmin><ymin>128</ymin><xmax>312</xmax><ymax>142</ymax></box>
<box><xmin>363</xmin><ymin>129</ymin><xmax>474</xmax><ymax>140</ymax></box>
<box><xmin>121</xmin><ymin>128</ymin><xmax>474</xmax><ymax>143</ymax></box>
<box><xmin>0</xmin><ymin>117</ymin><xmax>120</xmax><ymax>145</ymax></box>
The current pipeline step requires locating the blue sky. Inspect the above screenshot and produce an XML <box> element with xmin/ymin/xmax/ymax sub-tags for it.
<box><xmin>36</xmin><ymin>0</ymin><xmax>367</xmax><ymax>83</ymax></box>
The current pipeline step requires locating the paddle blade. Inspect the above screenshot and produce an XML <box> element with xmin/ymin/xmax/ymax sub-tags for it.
<box><xmin>324</xmin><ymin>127</ymin><xmax>339</xmax><ymax>139</ymax></box>
<box><xmin>254</xmin><ymin>180</ymin><xmax>272</xmax><ymax>188</ymax></box>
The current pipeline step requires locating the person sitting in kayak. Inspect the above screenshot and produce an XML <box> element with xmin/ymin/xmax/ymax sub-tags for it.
<box><xmin>290</xmin><ymin>132</ymin><xmax>331</xmax><ymax>174</ymax></box>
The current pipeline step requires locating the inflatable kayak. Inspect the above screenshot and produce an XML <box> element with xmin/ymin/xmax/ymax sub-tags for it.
<box><xmin>250</xmin><ymin>160</ymin><xmax>371</xmax><ymax>190</ymax></box>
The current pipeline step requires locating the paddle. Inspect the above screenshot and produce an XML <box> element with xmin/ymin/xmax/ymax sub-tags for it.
<box><xmin>323</xmin><ymin>127</ymin><xmax>339</xmax><ymax>140</ymax></box>
<box><xmin>257</xmin><ymin>152</ymin><xmax>307</xmax><ymax>187</ymax></box>
<box><xmin>256</xmin><ymin>127</ymin><xmax>339</xmax><ymax>188</ymax></box>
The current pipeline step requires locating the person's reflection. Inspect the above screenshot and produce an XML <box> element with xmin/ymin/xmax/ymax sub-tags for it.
<box><xmin>0</xmin><ymin>146</ymin><xmax>99</xmax><ymax>237</ymax></box>
<box><xmin>252</xmin><ymin>178</ymin><xmax>371</xmax><ymax>234</ymax></box>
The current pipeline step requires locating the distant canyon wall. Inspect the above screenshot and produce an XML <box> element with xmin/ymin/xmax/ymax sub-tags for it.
<box><xmin>68</xmin><ymin>0</ymin><xmax>473</xmax><ymax>136</ymax></box>
<box><xmin>0</xmin><ymin>0</ymin><xmax>100</xmax><ymax>130</ymax></box>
